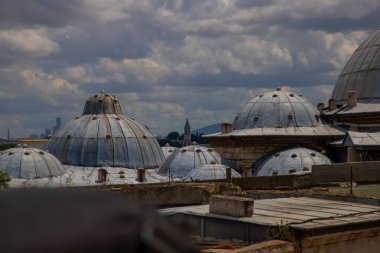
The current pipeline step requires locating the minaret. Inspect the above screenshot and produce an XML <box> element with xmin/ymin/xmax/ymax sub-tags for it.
<box><xmin>184</xmin><ymin>118</ymin><xmax>191</xmax><ymax>146</ymax></box>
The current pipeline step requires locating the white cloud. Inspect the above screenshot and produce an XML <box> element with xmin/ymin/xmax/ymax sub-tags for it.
<box><xmin>0</xmin><ymin>29</ymin><xmax>59</xmax><ymax>57</ymax></box>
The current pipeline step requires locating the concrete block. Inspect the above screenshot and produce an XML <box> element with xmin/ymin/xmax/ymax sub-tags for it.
<box><xmin>209</xmin><ymin>195</ymin><xmax>254</xmax><ymax>217</ymax></box>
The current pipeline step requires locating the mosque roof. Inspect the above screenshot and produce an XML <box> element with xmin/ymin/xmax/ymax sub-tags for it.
<box><xmin>331</xmin><ymin>28</ymin><xmax>380</xmax><ymax>104</ymax></box>
<box><xmin>156</xmin><ymin>143</ymin><xmax>224</xmax><ymax>178</ymax></box>
<box><xmin>0</xmin><ymin>147</ymin><xmax>65</xmax><ymax>179</ymax></box>
<box><xmin>253</xmin><ymin>147</ymin><xmax>331</xmax><ymax>176</ymax></box>
<box><xmin>161</xmin><ymin>143</ymin><xmax>178</xmax><ymax>159</ymax></box>
<box><xmin>233</xmin><ymin>88</ymin><xmax>321</xmax><ymax>130</ymax></box>
<box><xmin>46</xmin><ymin>91</ymin><xmax>164</xmax><ymax>169</ymax></box>
<box><xmin>183</xmin><ymin>164</ymin><xmax>240</xmax><ymax>181</ymax></box>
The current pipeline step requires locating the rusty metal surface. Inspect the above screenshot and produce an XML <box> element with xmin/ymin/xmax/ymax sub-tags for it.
<box><xmin>0</xmin><ymin>147</ymin><xmax>65</xmax><ymax>179</ymax></box>
<box><xmin>254</xmin><ymin>147</ymin><xmax>331</xmax><ymax>176</ymax></box>
<box><xmin>343</xmin><ymin>131</ymin><xmax>380</xmax><ymax>146</ymax></box>
<box><xmin>183</xmin><ymin>164</ymin><xmax>240</xmax><ymax>181</ymax></box>
<box><xmin>331</xmin><ymin>28</ymin><xmax>380</xmax><ymax>105</ymax></box>
<box><xmin>233</xmin><ymin>88</ymin><xmax>321</xmax><ymax>130</ymax></box>
<box><xmin>157</xmin><ymin>144</ymin><xmax>224</xmax><ymax>178</ymax></box>
<box><xmin>46</xmin><ymin>114</ymin><xmax>164</xmax><ymax>169</ymax></box>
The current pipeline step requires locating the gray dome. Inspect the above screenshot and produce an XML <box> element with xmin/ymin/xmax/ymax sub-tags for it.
<box><xmin>0</xmin><ymin>147</ymin><xmax>65</xmax><ymax>179</ymax></box>
<box><xmin>233</xmin><ymin>88</ymin><xmax>320</xmax><ymax>129</ymax></box>
<box><xmin>83</xmin><ymin>91</ymin><xmax>123</xmax><ymax>115</ymax></box>
<box><xmin>254</xmin><ymin>147</ymin><xmax>331</xmax><ymax>176</ymax></box>
<box><xmin>161</xmin><ymin>143</ymin><xmax>178</xmax><ymax>158</ymax></box>
<box><xmin>183</xmin><ymin>164</ymin><xmax>240</xmax><ymax>181</ymax></box>
<box><xmin>331</xmin><ymin>28</ymin><xmax>380</xmax><ymax>105</ymax></box>
<box><xmin>157</xmin><ymin>144</ymin><xmax>223</xmax><ymax>178</ymax></box>
<box><xmin>46</xmin><ymin>92</ymin><xmax>164</xmax><ymax>169</ymax></box>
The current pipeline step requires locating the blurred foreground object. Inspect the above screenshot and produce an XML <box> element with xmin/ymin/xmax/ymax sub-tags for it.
<box><xmin>0</xmin><ymin>189</ymin><xmax>200</xmax><ymax>253</ymax></box>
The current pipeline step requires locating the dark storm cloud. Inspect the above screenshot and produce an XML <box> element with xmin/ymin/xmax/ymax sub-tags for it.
<box><xmin>0</xmin><ymin>0</ymin><xmax>91</xmax><ymax>28</ymax></box>
<box><xmin>235</xmin><ymin>0</ymin><xmax>278</xmax><ymax>8</ymax></box>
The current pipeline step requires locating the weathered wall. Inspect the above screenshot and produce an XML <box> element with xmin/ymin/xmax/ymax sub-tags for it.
<box><xmin>83</xmin><ymin>182</ymin><xmax>241</xmax><ymax>206</ymax></box>
<box><xmin>301</xmin><ymin>227</ymin><xmax>380</xmax><ymax>253</ymax></box>
<box><xmin>312</xmin><ymin>161</ymin><xmax>380</xmax><ymax>184</ymax></box>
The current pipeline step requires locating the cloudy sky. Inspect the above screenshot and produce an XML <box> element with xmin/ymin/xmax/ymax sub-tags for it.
<box><xmin>0</xmin><ymin>0</ymin><xmax>379</xmax><ymax>138</ymax></box>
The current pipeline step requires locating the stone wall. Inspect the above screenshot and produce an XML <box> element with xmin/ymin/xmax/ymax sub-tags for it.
<box><xmin>312</xmin><ymin>161</ymin><xmax>380</xmax><ymax>184</ymax></box>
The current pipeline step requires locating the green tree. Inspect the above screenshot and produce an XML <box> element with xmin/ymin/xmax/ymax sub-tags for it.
<box><xmin>0</xmin><ymin>171</ymin><xmax>11</xmax><ymax>188</ymax></box>
<box><xmin>166</xmin><ymin>131</ymin><xmax>180</xmax><ymax>140</ymax></box>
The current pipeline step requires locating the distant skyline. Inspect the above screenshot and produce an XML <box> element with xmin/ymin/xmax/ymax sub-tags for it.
<box><xmin>0</xmin><ymin>0</ymin><xmax>379</xmax><ymax>138</ymax></box>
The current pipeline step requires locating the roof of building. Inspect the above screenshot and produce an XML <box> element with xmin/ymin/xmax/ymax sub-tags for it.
<box><xmin>233</xmin><ymin>88</ymin><xmax>321</xmax><ymax>130</ymax></box>
<box><xmin>156</xmin><ymin>144</ymin><xmax>224</xmax><ymax>178</ymax></box>
<box><xmin>253</xmin><ymin>147</ymin><xmax>331</xmax><ymax>176</ymax></box>
<box><xmin>331</xmin><ymin>28</ymin><xmax>380</xmax><ymax>105</ymax></box>
<box><xmin>161</xmin><ymin>197</ymin><xmax>380</xmax><ymax>231</ymax></box>
<box><xmin>82</xmin><ymin>91</ymin><xmax>123</xmax><ymax>115</ymax></box>
<box><xmin>183</xmin><ymin>164</ymin><xmax>240</xmax><ymax>181</ymax></box>
<box><xmin>205</xmin><ymin>125</ymin><xmax>344</xmax><ymax>138</ymax></box>
<box><xmin>161</xmin><ymin>143</ymin><xmax>178</xmax><ymax>159</ymax></box>
<box><xmin>343</xmin><ymin>131</ymin><xmax>380</xmax><ymax>146</ymax></box>
<box><xmin>0</xmin><ymin>147</ymin><xmax>65</xmax><ymax>179</ymax></box>
<box><xmin>46</xmin><ymin>92</ymin><xmax>164</xmax><ymax>169</ymax></box>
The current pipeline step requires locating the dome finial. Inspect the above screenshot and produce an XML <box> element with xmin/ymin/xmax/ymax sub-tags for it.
<box><xmin>276</xmin><ymin>87</ymin><xmax>282</xmax><ymax>91</ymax></box>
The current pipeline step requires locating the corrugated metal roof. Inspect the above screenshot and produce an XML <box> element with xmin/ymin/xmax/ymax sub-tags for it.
<box><xmin>233</xmin><ymin>88</ymin><xmax>321</xmax><ymax>130</ymax></box>
<box><xmin>161</xmin><ymin>197</ymin><xmax>380</xmax><ymax>229</ymax></box>
<box><xmin>254</xmin><ymin>147</ymin><xmax>331</xmax><ymax>176</ymax></box>
<box><xmin>331</xmin><ymin>28</ymin><xmax>380</xmax><ymax>105</ymax></box>
<box><xmin>343</xmin><ymin>131</ymin><xmax>380</xmax><ymax>146</ymax></box>
<box><xmin>157</xmin><ymin>144</ymin><xmax>224</xmax><ymax>178</ymax></box>
<box><xmin>205</xmin><ymin>125</ymin><xmax>344</xmax><ymax>137</ymax></box>
<box><xmin>183</xmin><ymin>164</ymin><xmax>240</xmax><ymax>181</ymax></box>
<box><xmin>0</xmin><ymin>147</ymin><xmax>65</xmax><ymax>179</ymax></box>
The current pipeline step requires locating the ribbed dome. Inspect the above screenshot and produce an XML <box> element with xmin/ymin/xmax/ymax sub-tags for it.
<box><xmin>46</xmin><ymin>92</ymin><xmax>164</xmax><ymax>169</ymax></box>
<box><xmin>183</xmin><ymin>164</ymin><xmax>240</xmax><ymax>181</ymax></box>
<box><xmin>253</xmin><ymin>147</ymin><xmax>331</xmax><ymax>176</ymax></box>
<box><xmin>0</xmin><ymin>147</ymin><xmax>65</xmax><ymax>179</ymax></box>
<box><xmin>161</xmin><ymin>143</ymin><xmax>178</xmax><ymax>158</ymax></box>
<box><xmin>331</xmin><ymin>28</ymin><xmax>380</xmax><ymax>105</ymax></box>
<box><xmin>233</xmin><ymin>88</ymin><xmax>320</xmax><ymax>129</ymax></box>
<box><xmin>83</xmin><ymin>91</ymin><xmax>123</xmax><ymax>115</ymax></box>
<box><xmin>157</xmin><ymin>144</ymin><xmax>223</xmax><ymax>178</ymax></box>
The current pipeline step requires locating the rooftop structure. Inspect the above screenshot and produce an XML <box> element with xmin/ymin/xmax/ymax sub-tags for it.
<box><xmin>331</xmin><ymin>28</ymin><xmax>380</xmax><ymax>105</ymax></box>
<box><xmin>253</xmin><ymin>147</ymin><xmax>331</xmax><ymax>176</ymax></box>
<box><xmin>157</xmin><ymin>143</ymin><xmax>224</xmax><ymax>178</ymax></box>
<box><xmin>46</xmin><ymin>91</ymin><xmax>164</xmax><ymax>169</ymax></box>
<box><xmin>0</xmin><ymin>147</ymin><xmax>65</xmax><ymax>179</ymax></box>
<box><xmin>204</xmin><ymin>88</ymin><xmax>344</xmax><ymax>169</ymax></box>
<box><xmin>161</xmin><ymin>143</ymin><xmax>178</xmax><ymax>158</ymax></box>
<box><xmin>233</xmin><ymin>88</ymin><xmax>321</xmax><ymax>129</ymax></box>
<box><xmin>183</xmin><ymin>164</ymin><xmax>240</xmax><ymax>181</ymax></box>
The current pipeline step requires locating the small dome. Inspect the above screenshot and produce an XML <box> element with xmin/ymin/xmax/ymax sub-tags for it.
<box><xmin>233</xmin><ymin>88</ymin><xmax>320</xmax><ymax>129</ymax></box>
<box><xmin>161</xmin><ymin>143</ymin><xmax>178</xmax><ymax>158</ymax></box>
<box><xmin>0</xmin><ymin>147</ymin><xmax>65</xmax><ymax>179</ymax></box>
<box><xmin>331</xmin><ymin>28</ymin><xmax>380</xmax><ymax>105</ymax></box>
<box><xmin>46</xmin><ymin>114</ymin><xmax>164</xmax><ymax>168</ymax></box>
<box><xmin>253</xmin><ymin>147</ymin><xmax>331</xmax><ymax>176</ymax></box>
<box><xmin>157</xmin><ymin>144</ymin><xmax>223</xmax><ymax>178</ymax></box>
<box><xmin>183</xmin><ymin>164</ymin><xmax>240</xmax><ymax>181</ymax></box>
<box><xmin>83</xmin><ymin>91</ymin><xmax>123</xmax><ymax>115</ymax></box>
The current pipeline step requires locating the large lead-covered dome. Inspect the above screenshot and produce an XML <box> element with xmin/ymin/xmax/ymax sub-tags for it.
<box><xmin>233</xmin><ymin>88</ymin><xmax>320</xmax><ymax>129</ymax></box>
<box><xmin>46</xmin><ymin>91</ymin><xmax>164</xmax><ymax>169</ymax></box>
<box><xmin>157</xmin><ymin>143</ymin><xmax>223</xmax><ymax>178</ymax></box>
<box><xmin>0</xmin><ymin>147</ymin><xmax>65</xmax><ymax>179</ymax></box>
<box><xmin>331</xmin><ymin>28</ymin><xmax>380</xmax><ymax>105</ymax></box>
<box><xmin>253</xmin><ymin>147</ymin><xmax>331</xmax><ymax>176</ymax></box>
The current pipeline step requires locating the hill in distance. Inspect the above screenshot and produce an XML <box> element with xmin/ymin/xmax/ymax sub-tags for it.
<box><xmin>191</xmin><ymin>123</ymin><xmax>222</xmax><ymax>135</ymax></box>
